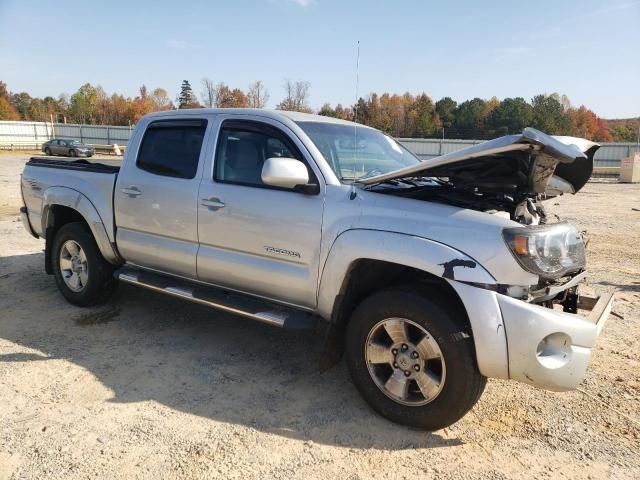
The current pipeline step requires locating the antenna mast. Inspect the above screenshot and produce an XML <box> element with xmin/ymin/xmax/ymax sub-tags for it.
<box><xmin>354</xmin><ymin>41</ymin><xmax>361</xmax><ymax>174</ymax></box>
<box><xmin>354</xmin><ymin>40</ymin><xmax>360</xmax><ymax>123</ymax></box>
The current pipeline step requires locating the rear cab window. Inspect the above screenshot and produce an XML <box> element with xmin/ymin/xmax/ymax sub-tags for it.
<box><xmin>137</xmin><ymin>119</ymin><xmax>207</xmax><ymax>179</ymax></box>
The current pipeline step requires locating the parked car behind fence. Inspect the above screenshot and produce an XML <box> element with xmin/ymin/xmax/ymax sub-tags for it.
<box><xmin>42</xmin><ymin>139</ymin><xmax>94</xmax><ymax>157</ymax></box>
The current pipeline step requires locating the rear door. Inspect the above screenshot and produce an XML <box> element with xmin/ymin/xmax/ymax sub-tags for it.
<box><xmin>196</xmin><ymin>116</ymin><xmax>324</xmax><ymax>308</ymax></box>
<box><xmin>114</xmin><ymin>117</ymin><xmax>209</xmax><ymax>278</ymax></box>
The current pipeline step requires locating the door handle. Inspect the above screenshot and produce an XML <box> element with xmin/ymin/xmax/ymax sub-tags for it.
<box><xmin>201</xmin><ymin>197</ymin><xmax>225</xmax><ymax>210</ymax></box>
<box><xmin>121</xmin><ymin>186</ymin><xmax>142</xmax><ymax>197</ymax></box>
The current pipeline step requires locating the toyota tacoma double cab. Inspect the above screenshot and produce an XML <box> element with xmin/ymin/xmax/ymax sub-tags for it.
<box><xmin>20</xmin><ymin>109</ymin><xmax>613</xmax><ymax>430</ymax></box>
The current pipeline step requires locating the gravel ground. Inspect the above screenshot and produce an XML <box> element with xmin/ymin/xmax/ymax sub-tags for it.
<box><xmin>1</xmin><ymin>152</ymin><xmax>639</xmax><ymax>479</ymax></box>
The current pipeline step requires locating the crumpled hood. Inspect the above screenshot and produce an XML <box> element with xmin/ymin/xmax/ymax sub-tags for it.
<box><xmin>360</xmin><ymin>128</ymin><xmax>599</xmax><ymax>196</ymax></box>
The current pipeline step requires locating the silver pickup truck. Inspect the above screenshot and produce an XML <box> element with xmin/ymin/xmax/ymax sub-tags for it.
<box><xmin>20</xmin><ymin>109</ymin><xmax>613</xmax><ymax>430</ymax></box>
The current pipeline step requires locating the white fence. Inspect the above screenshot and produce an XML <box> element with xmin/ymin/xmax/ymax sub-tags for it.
<box><xmin>1</xmin><ymin>120</ymin><xmax>637</xmax><ymax>178</ymax></box>
<box><xmin>0</xmin><ymin>120</ymin><xmax>132</xmax><ymax>149</ymax></box>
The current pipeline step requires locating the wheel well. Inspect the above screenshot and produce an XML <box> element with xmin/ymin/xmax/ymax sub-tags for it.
<box><xmin>44</xmin><ymin>205</ymin><xmax>88</xmax><ymax>274</ymax></box>
<box><xmin>331</xmin><ymin>259</ymin><xmax>471</xmax><ymax>333</ymax></box>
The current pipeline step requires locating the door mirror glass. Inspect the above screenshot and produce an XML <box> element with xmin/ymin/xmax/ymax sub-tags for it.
<box><xmin>261</xmin><ymin>157</ymin><xmax>309</xmax><ymax>189</ymax></box>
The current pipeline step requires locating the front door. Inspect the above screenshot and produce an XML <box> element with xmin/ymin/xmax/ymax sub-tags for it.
<box><xmin>114</xmin><ymin>118</ymin><xmax>209</xmax><ymax>278</ymax></box>
<box><xmin>51</xmin><ymin>140</ymin><xmax>63</xmax><ymax>155</ymax></box>
<box><xmin>197</xmin><ymin>118</ymin><xmax>324</xmax><ymax>308</ymax></box>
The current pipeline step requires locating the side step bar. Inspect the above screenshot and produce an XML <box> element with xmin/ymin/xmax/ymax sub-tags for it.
<box><xmin>115</xmin><ymin>267</ymin><xmax>318</xmax><ymax>330</ymax></box>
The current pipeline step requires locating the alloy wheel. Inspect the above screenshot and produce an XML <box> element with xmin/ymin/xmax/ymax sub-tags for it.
<box><xmin>365</xmin><ymin>317</ymin><xmax>446</xmax><ymax>406</ymax></box>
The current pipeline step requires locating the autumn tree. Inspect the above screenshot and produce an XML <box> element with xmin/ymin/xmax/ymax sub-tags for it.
<box><xmin>276</xmin><ymin>80</ymin><xmax>312</xmax><ymax>112</ymax></box>
<box><xmin>453</xmin><ymin>98</ymin><xmax>486</xmax><ymax>138</ymax></box>
<box><xmin>151</xmin><ymin>88</ymin><xmax>173</xmax><ymax>111</ymax></box>
<box><xmin>435</xmin><ymin>97</ymin><xmax>457</xmax><ymax>130</ymax></box>
<box><xmin>531</xmin><ymin>94</ymin><xmax>571</xmax><ymax>135</ymax></box>
<box><xmin>318</xmin><ymin>103</ymin><xmax>337</xmax><ymax>117</ymax></box>
<box><xmin>0</xmin><ymin>96</ymin><xmax>19</xmax><ymax>120</ymax></box>
<box><xmin>488</xmin><ymin>97</ymin><xmax>533</xmax><ymax>136</ymax></box>
<box><xmin>0</xmin><ymin>79</ymin><xmax>630</xmax><ymax>141</ymax></box>
<box><xmin>211</xmin><ymin>83</ymin><xmax>249</xmax><ymax>108</ymax></box>
<box><xmin>9</xmin><ymin>92</ymin><xmax>34</xmax><ymax>120</ymax></box>
<box><xmin>334</xmin><ymin>104</ymin><xmax>353</xmax><ymax>121</ymax></box>
<box><xmin>609</xmin><ymin>122</ymin><xmax>638</xmax><ymax>142</ymax></box>
<box><xmin>319</xmin><ymin>103</ymin><xmax>353</xmax><ymax>120</ymax></box>
<box><xmin>108</xmin><ymin>93</ymin><xmax>131</xmax><ymax>125</ymax></box>
<box><xmin>247</xmin><ymin>80</ymin><xmax>269</xmax><ymax>108</ymax></box>
<box><xmin>412</xmin><ymin>93</ymin><xmax>440</xmax><ymax>137</ymax></box>
<box><xmin>69</xmin><ymin>83</ymin><xmax>99</xmax><ymax>124</ymax></box>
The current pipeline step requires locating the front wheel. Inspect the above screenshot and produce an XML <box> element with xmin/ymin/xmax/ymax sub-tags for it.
<box><xmin>345</xmin><ymin>287</ymin><xmax>486</xmax><ymax>430</ymax></box>
<box><xmin>69</xmin><ymin>149</ymin><xmax>77</xmax><ymax>157</ymax></box>
<box><xmin>51</xmin><ymin>222</ymin><xmax>116</xmax><ymax>306</ymax></box>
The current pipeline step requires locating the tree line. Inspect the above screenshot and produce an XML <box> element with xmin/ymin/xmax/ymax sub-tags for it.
<box><xmin>1</xmin><ymin>79</ymin><xmax>637</xmax><ymax>142</ymax></box>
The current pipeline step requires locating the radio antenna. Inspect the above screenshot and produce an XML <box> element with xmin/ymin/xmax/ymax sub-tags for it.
<box><xmin>354</xmin><ymin>40</ymin><xmax>361</xmax><ymax>175</ymax></box>
<box><xmin>354</xmin><ymin>40</ymin><xmax>360</xmax><ymax>123</ymax></box>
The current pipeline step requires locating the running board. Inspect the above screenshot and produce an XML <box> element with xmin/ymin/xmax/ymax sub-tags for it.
<box><xmin>115</xmin><ymin>267</ymin><xmax>317</xmax><ymax>330</ymax></box>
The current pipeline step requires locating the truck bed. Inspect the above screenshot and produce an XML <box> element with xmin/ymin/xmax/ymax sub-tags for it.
<box><xmin>27</xmin><ymin>156</ymin><xmax>120</xmax><ymax>173</ymax></box>
<box><xmin>22</xmin><ymin>157</ymin><xmax>120</xmax><ymax>241</ymax></box>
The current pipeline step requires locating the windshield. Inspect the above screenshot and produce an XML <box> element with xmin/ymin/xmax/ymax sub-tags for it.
<box><xmin>296</xmin><ymin>122</ymin><xmax>420</xmax><ymax>182</ymax></box>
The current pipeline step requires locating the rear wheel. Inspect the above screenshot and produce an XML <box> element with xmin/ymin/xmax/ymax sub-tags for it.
<box><xmin>44</xmin><ymin>147</ymin><xmax>52</xmax><ymax>156</ymax></box>
<box><xmin>345</xmin><ymin>287</ymin><xmax>486</xmax><ymax>430</ymax></box>
<box><xmin>51</xmin><ymin>222</ymin><xmax>116</xmax><ymax>306</ymax></box>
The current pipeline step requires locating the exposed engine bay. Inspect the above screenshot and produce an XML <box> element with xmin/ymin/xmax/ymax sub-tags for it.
<box><xmin>365</xmin><ymin>175</ymin><xmax>549</xmax><ymax>225</ymax></box>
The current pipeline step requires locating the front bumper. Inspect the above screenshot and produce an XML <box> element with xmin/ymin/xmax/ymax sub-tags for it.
<box><xmin>499</xmin><ymin>291</ymin><xmax>614</xmax><ymax>391</ymax></box>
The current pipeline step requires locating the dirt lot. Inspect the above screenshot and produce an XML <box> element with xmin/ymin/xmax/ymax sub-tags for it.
<box><xmin>1</xmin><ymin>152</ymin><xmax>639</xmax><ymax>479</ymax></box>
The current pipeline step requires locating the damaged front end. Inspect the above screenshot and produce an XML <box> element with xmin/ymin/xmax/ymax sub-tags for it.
<box><xmin>362</xmin><ymin>127</ymin><xmax>607</xmax><ymax>316</ymax></box>
<box><xmin>360</xmin><ymin>127</ymin><xmax>599</xmax><ymax>226</ymax></box>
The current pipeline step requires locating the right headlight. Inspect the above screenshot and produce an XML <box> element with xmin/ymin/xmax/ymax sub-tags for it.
<box><xmin>502</xmin><ymin>222</ymin><xmax>585</xmax><ymax>280</ymax></box>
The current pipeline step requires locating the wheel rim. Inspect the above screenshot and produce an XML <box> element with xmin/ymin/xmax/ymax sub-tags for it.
<box><xmin>59</xmin><ymin>240</ymin><xmax>89</xmax><ymax>292</ymax></box>
<box><xmin>365</xmin><ymin>318</ymin><xmax>446</xmax><ymax>406</ymax></box>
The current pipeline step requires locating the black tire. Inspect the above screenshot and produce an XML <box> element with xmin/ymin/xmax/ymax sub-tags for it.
<box><xmin>44</xmin><ymin>147</ymin><xmax>52</xmax><ymax>156</ymax></box>
<box><xmin>345</xmin><ymin>287</ymin><xmax>486</xmax><ymax>430</ymax></box>
<box><xmin>69</xmin><ymin>149</ymin><xmax>77</xmax><ymax>157</ymax></box>
<box><xmin>51</xmin><ymin>222</ymin><xmax>116</xmax><ymax>307</ymax></box>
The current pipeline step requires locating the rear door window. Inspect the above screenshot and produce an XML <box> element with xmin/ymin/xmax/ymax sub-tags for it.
<box><xmin>137</xmin><ymin>120</ymin><xmax>207</xmax><ymax>179</ymax></box>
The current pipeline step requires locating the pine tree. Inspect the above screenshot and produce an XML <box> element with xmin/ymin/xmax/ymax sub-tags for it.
<box><xmin>178</xmin><ymin>80</ymin><xmax>199</xmax><ymax>109</ymax></box>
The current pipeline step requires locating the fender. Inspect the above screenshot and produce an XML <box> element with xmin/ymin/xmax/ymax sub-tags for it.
<box><xmin>316</xmin><ymin>229</ymin><xmax>496</xmax><ymax>319</ymax></box>
<box><xmin>41</xmin><ymin>186</ymin><xmax>121</xmax><ymax>264</ymax></box>
<box><xmin>316</xmin><ymin>229</ymin><xmax>509</xmax><ymax>380</ymax></box>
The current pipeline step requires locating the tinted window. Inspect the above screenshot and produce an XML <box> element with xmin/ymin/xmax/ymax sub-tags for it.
<box><xmin>214</xmin><ymin>121</ymin><xmax>309</xmax><ymax>188</ymax></box>
<box><xmin>137</xmin><ymin>120</ymin><xmax>207</xmax><ymax>179</ymax></box>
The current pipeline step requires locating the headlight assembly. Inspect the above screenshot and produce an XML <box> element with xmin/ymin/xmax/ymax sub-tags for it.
<box><xmin>502</xmin><ymin>223</ymin><xmax>585</xmax><ymax>279</ymax></box>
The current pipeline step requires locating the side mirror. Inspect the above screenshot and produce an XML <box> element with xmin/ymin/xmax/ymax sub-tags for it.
<box><xmin>262</xmin><ymin>157</ymin><xmax>311</xmax><ymax>190</ymax></box>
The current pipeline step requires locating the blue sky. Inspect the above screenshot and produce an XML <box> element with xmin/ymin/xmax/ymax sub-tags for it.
<box><xmin>1</xmin><ymin>0</ymin><xmax>639</xmax><ymax>118</ymax></box>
